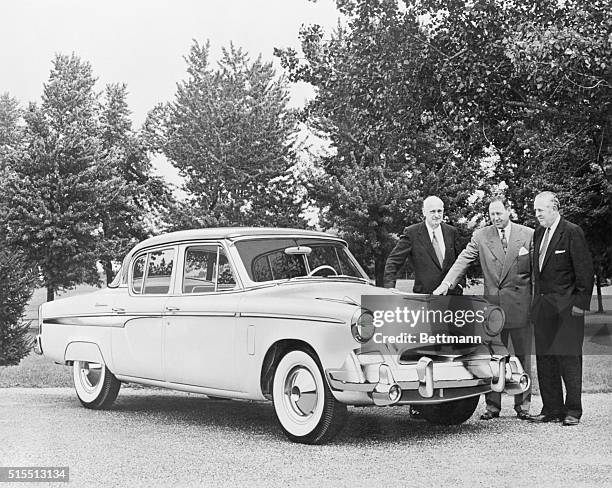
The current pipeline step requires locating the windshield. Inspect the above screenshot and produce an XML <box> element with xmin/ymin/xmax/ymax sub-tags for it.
<box><xmin>235</xmin><ymin>238</ymin><xmax>366</xmax><ymax>282</ymax></box>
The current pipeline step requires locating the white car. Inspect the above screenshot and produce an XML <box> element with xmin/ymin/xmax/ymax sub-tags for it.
<box><xmin>36</xmin><ymin>228</ymin><xmax>529</xmax><ymax>444</ymax></box>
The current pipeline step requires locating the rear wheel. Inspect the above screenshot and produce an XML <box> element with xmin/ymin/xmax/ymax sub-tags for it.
<box><xmin>272</xmin><ymin>350</ymin><xmax>347</xmax><ymax>444</ymax></box>
<box><xmin>419</xmin><ymin>396</ymin><xmax>479</xmax><ymax>425</ymax></box>
<box><xmin>73</xmin><ymin>360</ymin><xmax>121</xmax><ymax>409</ymax></box>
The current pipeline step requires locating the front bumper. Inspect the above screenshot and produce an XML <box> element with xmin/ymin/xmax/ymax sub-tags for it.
<box><xmin>326</xmin><ymin>353</ymin><xmax>529</xmax><ymax>406</ymax></box>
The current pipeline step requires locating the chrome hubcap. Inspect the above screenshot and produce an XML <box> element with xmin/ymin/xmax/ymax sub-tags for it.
<box><xmin>78</xmin><ymin>361</ymin><xmax>102</xmax><ymax>392</ymax></box>
<box><xmin>284</xmin><ymin>367</ymin><xmax>318</xmax><ymax>417</ymax></box>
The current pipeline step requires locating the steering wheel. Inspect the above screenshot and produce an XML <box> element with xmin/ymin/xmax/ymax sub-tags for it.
<box><xmin>307</xmin><ymin>265</ymin><xmax>338</xmax><ymax>277</ymax></box>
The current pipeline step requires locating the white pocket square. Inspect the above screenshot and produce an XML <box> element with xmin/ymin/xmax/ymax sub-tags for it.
<box><xmin>518</xmin><ymin>246</ymin><xmax>529</xmax><ymax>256</ymax></box>
<box><xmin>555</xmin><ymin>249</ymin><xmax>566</xmax><ymax>254</ymax></box>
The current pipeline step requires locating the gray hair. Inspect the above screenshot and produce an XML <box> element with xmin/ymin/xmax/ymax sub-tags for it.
<box><xmin>535</xmin><ymin>191</ymin><xmax>560</xmax><ymax>211</ymax></box>
<box><xmin>422</xmin><ymin>195</ymin><xmax>443</xmax><ymax>210</ymax></box>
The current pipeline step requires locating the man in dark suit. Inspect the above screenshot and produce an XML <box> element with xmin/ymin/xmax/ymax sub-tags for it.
<box><xmin>530</xmin><ymin>191</ymin><xmax>594</xmax><ymax>426</ymax></box>
<box><xmin>383</xmin><ymin>195</ymin><xmax>465</xmax><ymax>418</ymax></box>
<box><xmin>433</xmin><ymin>197</ymin><xmax>534</xmax><ymax>420</ymax></box>
<box><xmin>383</xmin><ymin>196</ymin><xmax>465</xmax><ymax>293</ymax></box>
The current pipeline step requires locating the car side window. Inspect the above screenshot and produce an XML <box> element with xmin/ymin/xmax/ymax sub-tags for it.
<box><xmin>143</xmin><ymin>249</ymin><xmax>175</xmax><ymax>294</ymax></box>
<box><xmin>217</xmin><ymin>251</ymin><xmax>237</xmax><ymax>290</ymax></box>
<box><xmin>132</xmin><ymin>255</ymin><xmax>147</xmax><ymax>294</ymax></box>
<box><xmin>183</xmin><ymin>245</ymin><xmax>237</xmax><ymax>293</ymax></box>
<box><xmin>183</xmin><ymin>246</ymin><xmax>217</xmax><ymax>293</ymax></box>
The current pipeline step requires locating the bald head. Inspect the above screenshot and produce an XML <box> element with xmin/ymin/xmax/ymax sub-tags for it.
<box><xmin>423</xmin><ymin>196</ymin><xmax>444</xmax><ymax>228</ymax></box>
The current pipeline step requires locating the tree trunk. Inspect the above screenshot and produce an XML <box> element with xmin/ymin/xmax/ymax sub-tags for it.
<box><xmin>103</xmin><ymin>259</ymin><xmax>115</xmax><ymax>286</ymax></box>
<box><xmin>46</xmin><ymin>286</ymin><xmax>54</xmax><ymax>302</ymax></box>
<box><xmin>595</xmin><ymin>272</ymin><xmax>604</xmax><ymax>313</ymax></box>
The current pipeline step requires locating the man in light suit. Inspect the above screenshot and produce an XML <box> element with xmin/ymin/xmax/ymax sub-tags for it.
<box><xmin>383</xmin><ymin>196</ymin><xmax>465</xmax><ymax>293</ymax></box>
<box><xmin>433</xmin><ymin>197</ymin><xmax>533</xmax><ymax>420</ymax></box>
<box><xmin>530</xmin><ymin>191</ymin><xmax>593</xmax><ymax>426</ymax></box>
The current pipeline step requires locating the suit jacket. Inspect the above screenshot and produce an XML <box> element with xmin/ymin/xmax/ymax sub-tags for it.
<box><xmin>532</xmin><ymin>217</ymin><xmax>594</xmax><ymax>314</ymax></box>
<box><xmin>443</xmin><ymin>223</ymin><xmax>533</xmax><ymax>328</ymax></box>
<box><xmin>383</xmin><ymin>222</ymin><xmax>465</xmax><ymax>293</ymax></box>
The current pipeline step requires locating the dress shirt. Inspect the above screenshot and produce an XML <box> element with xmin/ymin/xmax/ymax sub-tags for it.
<box><xmin>425</xmin><ymin>221</ymin><xmax>445</xmax><ymax>258</ymax></box>
<box><xmin>540</xmin><ymin>214</ymin><xmax>561</xmax><ymax>252</ymax></box>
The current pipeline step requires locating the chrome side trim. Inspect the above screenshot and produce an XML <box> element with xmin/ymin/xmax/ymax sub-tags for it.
<box><xmin>114</xmin><ymin>375</ymin><xmax>257</xmax><ymax>399</ymax></box>
<box><xmin>43</xmin><ymin>311</ymin><xmax>238</xmax><ymax>327</ymax></box>
<box><xmin>165</xmin><ymin>312</ymin><xmax>237</xmax><ymax>317</ymax></box>
<box><xmin>239</xmin><ymin>312</ymin><xmax>345</xmax><ymax>325</ymax></box>
<box><xmin>43</xmin><ymin>314</ymin><xmax>162</xmax><ymax>328</ymax></box>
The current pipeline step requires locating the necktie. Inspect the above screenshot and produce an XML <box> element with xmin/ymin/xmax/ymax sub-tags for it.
<box><xmin>538</xmin><ymin>227</ymin><xmax>551</xmax><ymax>271</ymax></box>
<box><xmin>432</xmin><ymin>231</ymin><xmax>444</xmax><ymax>267</ymax></box>
<box><xmin>500</xmin><ymin>229</ymin><xmax>508</xmax><ymax>254</ymax></box>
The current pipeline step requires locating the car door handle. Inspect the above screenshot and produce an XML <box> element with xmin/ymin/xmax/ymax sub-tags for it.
<box><xmin>112</xmin><ymin>307</ymin><xmax>126</xmax><ymax>313</ymax></box>
<box><xmin>165</xmin><ymin>306</ymin><xmax>180</xmax><ymax>312</ymax></box>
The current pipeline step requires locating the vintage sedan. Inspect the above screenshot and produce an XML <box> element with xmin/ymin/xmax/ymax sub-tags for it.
<box><xmin>35</xmin><ymin>228</ymin><xmax>529</xmax><ymax>444</ymax></box>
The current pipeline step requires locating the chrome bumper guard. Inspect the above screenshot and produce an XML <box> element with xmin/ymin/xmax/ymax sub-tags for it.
<box><xmin>327</xmin><ymin>354</ymin><xmax>530</xmax><ymax>406</ymax></box>
<box><xmin>33</xmin><ymin>334</ymin><xmax>43</xmax><ymax>355</ymax></box>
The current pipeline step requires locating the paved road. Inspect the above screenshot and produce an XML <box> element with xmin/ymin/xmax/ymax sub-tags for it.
<box><xmin>1</xmin><ymin>388</ymin><xmax>611</xmax><ymax>488</ymax></box>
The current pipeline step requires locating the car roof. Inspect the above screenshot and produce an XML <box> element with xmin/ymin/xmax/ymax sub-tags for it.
<box><xmin>131</xmin><ymin>227</ymin><xmax>343</xmax><ymax>253</ymax></box>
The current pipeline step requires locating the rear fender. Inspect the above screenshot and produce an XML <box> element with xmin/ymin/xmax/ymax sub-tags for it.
<box><xmin>64</xmin><ymin>342</ymin><xmax>105</xmax><ymax>365</ymax></box>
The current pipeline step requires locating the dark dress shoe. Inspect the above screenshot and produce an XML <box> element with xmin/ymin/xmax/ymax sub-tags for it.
<box><xmin>562</xmin><ymin>415</ymin><xmax>580</xmax><ymax>426</ymax></box>
<box><xmin>516</xmin><ymin>411</ymin><xmax>531</xmax><ymax>421</ymax></box>
<box><xmin>528</xmin><ymin>413</ymin><xmax>563</xmax><ymax>423</ymax></box>
<box><xmin>480</xmin><ymin>411</ymin><xmax>500</xmax><ymax>420</ymax></box>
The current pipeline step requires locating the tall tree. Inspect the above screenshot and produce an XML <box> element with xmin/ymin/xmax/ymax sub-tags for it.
<box><xmin>2</xmin><ymin>54</ymin><xmax>112</xmax><ymax>301</ymax></box>
<box><xmin>149</xmin><ymin>41</ymin><xmax>305</xmax><ymax>229</ymax></box>
<box><xmin>412</xmin><ymin>0</ymin><xmax>611</xmax><ymax>302</ymax></box>
<box><xmin>0</xmin><ymin>93</ymin><xmax>22</xmax><ymax>148</ymax></box>
<box><xmin>98</xmin><ymin>83</ymin><xmax>171</xmax><ymax>284</ymax></box>
<box><xmin>276</xmin><ymin>0</ymin><xmax>482</xmax><ymax>284</ymax></box>
<box><xmin>0</xmin><ymin>93</ymin><xmax>23</xmax><ymax>170</ymax></box>
<box><xmin>0</xmin><ymin>243</ymin><xmax>36</xmax><ymax>366</ymax></box>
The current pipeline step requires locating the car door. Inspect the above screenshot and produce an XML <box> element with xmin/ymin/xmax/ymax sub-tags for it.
<box><xmin>163</xmin><ymin>243</ymin><xmax>242</xmax><ymax>391</ymax></box>
<box><xmin>111</xmin><ymin>247</ymin><xmax>176</xmax><ymax>381</ymax></box>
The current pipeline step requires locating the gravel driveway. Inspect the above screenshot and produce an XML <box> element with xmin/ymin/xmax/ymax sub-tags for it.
<box><xmin>1</xmin><ymin>388</ymin><xmax>611</xmax><ymax>487</ymax></box>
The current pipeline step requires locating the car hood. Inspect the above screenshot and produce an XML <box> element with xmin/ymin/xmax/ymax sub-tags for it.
<box><xmin>237</xmin><ymin>280</ymin><xmax>415</xmax><ymax>323</ymax></box>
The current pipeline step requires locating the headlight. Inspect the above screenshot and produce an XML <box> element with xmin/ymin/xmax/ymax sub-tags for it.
<box><xmin>484</xmin><ymin>306</ymin><xmax>505</xmax><ymax>336</ymax></box>
<box><xmin>351</xmin><ymin>309</ymin><xmax>375</xmax><ymax>343</ymax></box>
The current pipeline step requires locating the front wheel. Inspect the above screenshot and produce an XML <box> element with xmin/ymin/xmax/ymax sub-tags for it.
<box><xmin>272</xmin><ymin>350</ymin><xmax>347</xmax><ymax>444</ymax></box>
<box><xmin>419</xmin><ymin>395</ymin><xmax>479</xmax><ymax>425</ymax></box>
<box><xmin>73</xmin><ymin>360</ymin><xmax>121</xmax><ymax>409</ymax></box>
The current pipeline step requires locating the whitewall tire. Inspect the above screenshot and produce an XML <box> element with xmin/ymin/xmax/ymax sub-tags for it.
<box><xmin>73</xmin><ymin>360</ymin><xmax>121</xmax><ymax>409</ymax></box>
<box><xmin>272</xmin><ymin>349</ymin><xmax>347</xmax><ymax>444</ymax></box>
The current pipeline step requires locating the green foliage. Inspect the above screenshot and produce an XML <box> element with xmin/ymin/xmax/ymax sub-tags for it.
<box><xmin>277</xmin><ymin>0</ymin><xmax>482</xmax><ymax>283</ymax></box>
<box><xmin>98</xmin><ymin>83</ymin><xmax>172</xmax><ymax>284</ymax></box>
<box><xmin>1</xmin><ymin>54</ymin><xmax>114</xmax><ymax>300</ymax></box>
<box><xmin>279</xmin><ymin>0</ymin><xmax>610</xmax><ymax>281</ymax></box>
<box><xmin>147</xmin><ymin>41</ymin><xmax>305</xmax><ymax>229</ymax></box>
<box><xmin>0</xmin><ymin>246</ymin><xmax>36</xmax><ymax>366</ymax></box>
<box><xmin>413</xmin><ymin>0</ymin><xmax>611</xmax><ymax>276</ymax></box>
<box><xmin>0</xmin><ymin>93</ymin><xmax>23</xmax><ymax>148</ymax></box>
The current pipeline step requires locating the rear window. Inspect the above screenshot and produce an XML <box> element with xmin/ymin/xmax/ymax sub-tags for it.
<box><xmin>130</xmin><ymin>248</ymin><xmax>175</xmax><ymax>295</ymax></box>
